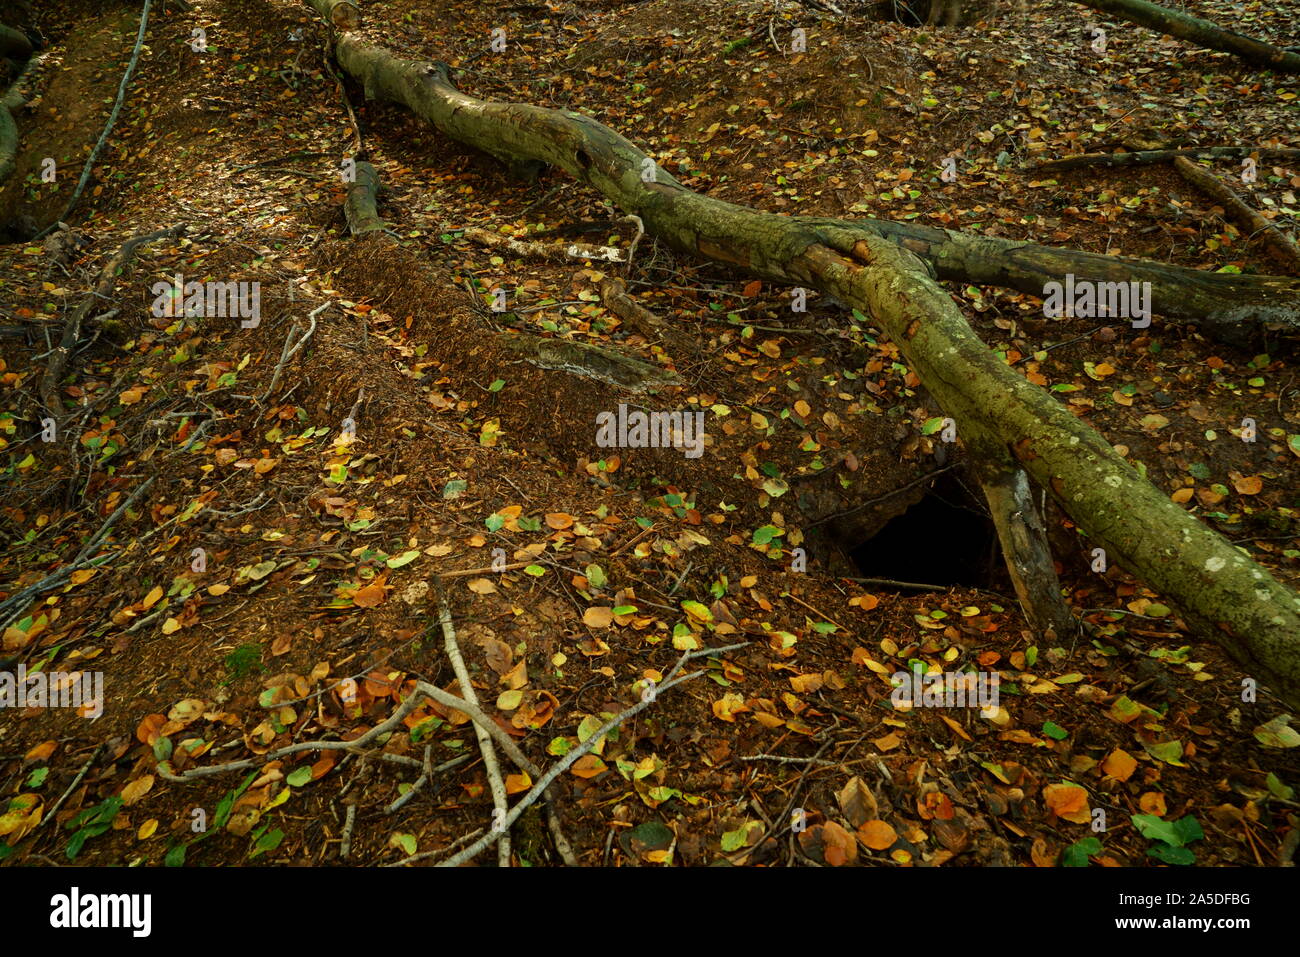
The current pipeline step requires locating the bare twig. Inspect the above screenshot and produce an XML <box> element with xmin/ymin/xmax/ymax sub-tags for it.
<box><xmin>435</xmin><ymin>594</ymin><xmax>512</xmax><ymax>867</ymax></box>
<box><xmin>37</xmin><ymin>743</ymin><xmax>105</xmax><ymax>830</ymax></box>
<box><xmin>260</xmin><ymin>302</ymin><xmax>327</xmax><ymax>402</ymax></box>
<box><xmin>429</xmin><ymin>641</ymin><xmax>750</xmax><ymax>868</ymax></box>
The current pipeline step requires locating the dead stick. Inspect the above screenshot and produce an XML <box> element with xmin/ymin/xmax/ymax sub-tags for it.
<box><xmin>37</xmin><ymin>743</ymin><xmax>105</xmax><ymax>830</ymax></box>
<box><xmin>1034</xmin><ymin>146</ymin><xmax>1300</xmax><ymax>173</ymax></box>
<box><xmin>435</xmin><ymin>594</ymin><xmax>511</xmax><ymax>867</ymax></box>
<box><xmin>427</xmin><ymin>641</ymin><xmax>750</xmax><ymax>868</ymax></box>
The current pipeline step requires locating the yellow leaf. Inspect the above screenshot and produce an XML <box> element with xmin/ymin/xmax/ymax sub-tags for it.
<box><xmin>121</xmin><ymin>774</ymin><xmax>154</xmax><ymax>806</ymax></box>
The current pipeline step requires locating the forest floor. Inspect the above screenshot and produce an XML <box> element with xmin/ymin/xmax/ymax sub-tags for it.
<box><xmin>0</xmin><ymin>0</ymin><xmax>1297</xmax><ymax>867</ymax></box>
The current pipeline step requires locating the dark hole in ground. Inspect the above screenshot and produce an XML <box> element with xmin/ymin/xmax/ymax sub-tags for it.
<box><xmin>849</xmin><ymin>471</ymin><xmax>1001</xmax><ymax>588</ymax></box>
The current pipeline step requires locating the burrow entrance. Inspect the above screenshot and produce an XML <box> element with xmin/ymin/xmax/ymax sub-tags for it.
<box><xmin>866</xmin><ymin>0</ymin><xmax>991</xmax><ymax>28</ymax></box>
<box><xmin>848</xmin><ymin>470</ymin><xmax>1003</xmax><ymax>589</ymax></box>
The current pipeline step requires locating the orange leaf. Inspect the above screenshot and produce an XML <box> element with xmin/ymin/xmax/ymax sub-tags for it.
<box><xmin>1101</xmin><ymin>748</ymin><xmax>1137</xmax><ymax>782</ymax></box>
<box><xmin>821</xmin><ymin>820</ymin><xmax>858</xmax><ymax>865</ymax></box>
<box><xmin>353</xmin><ymin>581</ymin><xmax>387</xmax><ymax>608</ymax></box>
<box><xmin>121</xmin><ymin>774</ymin><xmax>154</xmax><ymax>806</ymax></box>
<box><xmin>570</xmin><ymin>754</ymin><xmax>607</xmax><ymax>779</ymax></box>
<box><xmin>25</xmin><ymin>740</ymin><xmax>57</xmax><ymax>762</ymax></box>
<box><xmin>310</xmin><ymin>752</ymin><xmax>338</xmax><ymax>781</ymax></box>
<box><xmin>1139</xmin><ymin>791</ymin><xmax>1167</xmax><ymax>816</ymax></box>
<box><xmin>1230</xmin><ymin>472</ymin><xmax>1263</xmax><ymax>495</ymax></box>
<box><xmin>136</xmin><ymin>714</ymin><xmax>167</xmax><ymax>745</ymax></box>
<box><xmin>858</xmin><ymin>819</ymin><xmax>898</xmax><ymax>851</ymax></box>
<box><xmin>1043</xmin><ymin>783</ymin><xmax>1091</xmax><ymax>824</ymax></box>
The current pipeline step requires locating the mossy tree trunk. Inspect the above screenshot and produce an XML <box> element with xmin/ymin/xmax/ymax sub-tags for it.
<box><xmin>1068</xmin><ymin>0</ymin><xmax>1300</xmax><ymax>73</ymax></box>
<box><xmin>307</xmin><ymin>0</ymin><xmax>1300</xmax><ymax>707</ymax></box>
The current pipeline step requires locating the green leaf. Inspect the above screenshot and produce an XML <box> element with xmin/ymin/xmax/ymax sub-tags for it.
<box><xmin>488</xmin><ymin>379</ymin><xmax>505</xmax><ymax>393</ymax></box>
<box><xmin>1265</xmin><ymin>772</ymin><xmax>1295</xmax><ymax>801</ymax></box>
<box><xmin>1042</xmin><ymin>721</ymin><xmax>1069</xmax><ymax>740</ymax></box>
<box><xmin>1131</xmin><ymin>814</ymin><xmax>1182</xmax><ymax>846</ymax></box>
<box><xmin>1254</xmin><ymin>714</ymin><xmax>1300</xmax><ymax>748</ymax></box>
<box><xmin>1061</xmin><ymin>836</ymin><xmax>1101</xmax><ymax>867</ymax></box>
<box><xmin>249</xmin><ymin>828</ymin><xmax>284</xmax><ymax>859</ymax></box>
<box><xmin>386</xmin><ymin>550</ymin><xmax>420</xmax><ymax>569</ymax></box>
<box><xmin>286</xmin><ymin>766</ymin><xmax>312</xmax><ymax>788</ymax></box>
<box><xmin>442</xmin><ymin>479</ymin><xmax>468</xmax><ymax>499</ymax></box>
<box><xmin>1143</xmin><ymin>738</ymin><xmax>1186</xmax><ymax>766</ymax></box>
<box><xmin>1170</xmin><ymin>814</ymin><xmax>1204</xmax><ymax>846</ymax></box>
<box><xmin>721</xmin><ymin>825</ymin><xmax>752</xmax><ymax>852</ymax></box>
<box><xmin>585</xmin><ymin>564</ymin><xmax>607</xmax><ymax>588</ymax></box>
<box><xmin>1147</xmin><ymin>842</ymin><xmax>1196</xmax><ymax>865</ymax></box>
<box><xmin>485</xmin><ymin>513</ymin><xmax>505</xmax><ymax>532</ymax></box>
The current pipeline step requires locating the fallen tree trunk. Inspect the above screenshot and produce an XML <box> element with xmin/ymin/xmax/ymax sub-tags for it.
<box><xmin>1035</xmin><ymin>146</ymin><xmax>1300</xmax><ymax>173</ymax></box>
<box><xmin>309</xmin><ymin>2</ymin><xmax>1300</xmax><ymax>707</ymax></box>
<box><xmin>850</xmin><ymin>217</ymin><xmax>1300</xmax><ymax>338</ymax></box>
<box><xmin>0</xmin><ymin>25</ymin><xmax>32</xmax><ymax>64</ymax></box>
<box><xmin>1166</xmin><ymin>156</ymin><xmax>1300</xmax><ymax>274</ymax></box>
<box><xmin>1068</xmin><ymin>0</ymin><xmax>1300</xmax><ymax>73</ymax></box>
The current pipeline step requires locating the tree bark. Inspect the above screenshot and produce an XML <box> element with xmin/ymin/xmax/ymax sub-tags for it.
<box><xmin>0</xmin><ymin>99</ymin><xmax>15</xmax><ymax>184</ymax></box>
<box><xmin>312</xmin><ymin>0</ymin><xmax>360</xmax><ymax>30</ymax></box>
<box><xmin>1068</xmin><ymin>0</ymin><xmax>1300</xmax><ymax>73</ymax></box>
<box><xmin>967</xmin><ymin>435</ymin><xmax>1076</xmax><ymax>641</ymax></box>
<box><xmin>343</xmin><ymin>159</ymin><xmax>385</xmax><ymax>235</ymax></box>
<box><xmin>310</xmin><ymin>9</ymin><xmax>1300</xmax><ymax>707</ymax></box>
